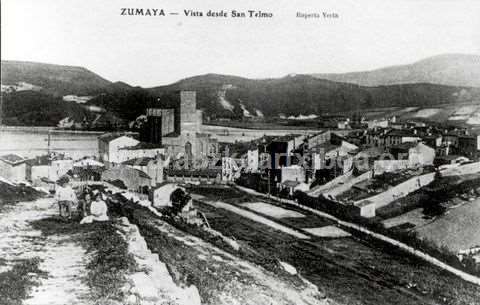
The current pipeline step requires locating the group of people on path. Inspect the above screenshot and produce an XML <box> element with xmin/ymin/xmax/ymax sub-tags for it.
<box><xmin>54</xmin><ymin>176</ymin><xmax>109</xmax><ymax>223</ymax></box>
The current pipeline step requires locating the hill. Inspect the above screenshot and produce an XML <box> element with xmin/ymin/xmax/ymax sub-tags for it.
<box><xmin>148</xmin><ymin>73</ymin><xmax>480</xmax><ymax>118</ymax></box>
<box><xmin>1</xmin><ymin>91</ymin><xmax>91</xmax><ymax>126</ymax></box>
<box><xmin>1</xmin><ymin>61</ymin><xmax>112</xmax><ymax>96</ymax></box>
<box><xmin>312</xmin><ymin>54</ymin><xmax>480</xmax><ymax>87</ymax></box>
<box><xmin>3</xmin><ymin>57</ymin><xmax>480</xmax><ymax>127</ymax></box>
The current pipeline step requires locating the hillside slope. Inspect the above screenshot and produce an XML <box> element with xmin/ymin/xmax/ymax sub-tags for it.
<box><xmin>1</xmin><ymin>61</ymin><xmax>112</xmax><ymax>96</ymax></box>
<box><xmin>149</xmin><ymin>73</ymin><xmax>480</xmax><ymax>117</ymax></box>
<box><xmin>312</xmin><ymin>54</ymin><xmax>480</xmax><ymax>87</ymax></box>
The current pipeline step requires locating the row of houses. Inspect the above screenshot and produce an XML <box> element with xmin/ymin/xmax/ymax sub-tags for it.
<box><xmin>363</xmin><ymin>126</ymin><xmax>480</xmax><ymax>158</ymax></box>
<box><xmin>0</xmin><ymin>153</ymin><xmax>103</xmax><ymax>186</ymax></box>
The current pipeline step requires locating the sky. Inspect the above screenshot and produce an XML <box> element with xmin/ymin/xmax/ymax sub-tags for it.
<box><xmin>2</xmin><ymin>0</ymin><xmax>479</xmax><ymax>87</ymax></box>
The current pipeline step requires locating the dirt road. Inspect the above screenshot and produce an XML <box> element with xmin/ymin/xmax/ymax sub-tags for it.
<box><xmin>0</xmin><ymin>198</ymin><xmax>91</xmax><ymax>305</ymax></box>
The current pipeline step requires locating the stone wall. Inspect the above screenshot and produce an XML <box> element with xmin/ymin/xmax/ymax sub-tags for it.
<box><xmin>440</xmin><ymin>161</ymin><xmax>480</xmax><ymax>177</ymax></box>
<box><xmin>355</xmin><ymin>172</ymin><xmax>436</xmax><ymax>210</ymax></box>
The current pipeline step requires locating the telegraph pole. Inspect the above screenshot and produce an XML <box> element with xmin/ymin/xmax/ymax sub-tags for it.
<box><xmin>0</xmin><ymin>93</ymin><xmax>3</xmax><ymax>125</ymax></box>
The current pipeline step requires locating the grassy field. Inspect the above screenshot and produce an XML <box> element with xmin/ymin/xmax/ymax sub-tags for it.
<box><xmin>189</xmin><ymin>186</ymin><xmax>480</xmax><ymax>305</ymax></box>
<box><xmin>415</xmin><ymin>199</ymin><xmax>480</xmax><ymax>252</ymax></box>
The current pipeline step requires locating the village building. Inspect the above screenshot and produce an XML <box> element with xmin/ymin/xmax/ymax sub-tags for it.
<box><xmin>150</xmin><ymin>183</ymin><xmax>179</xmax><ymax>208</ymax></box>
<box><xmin>98</xmin><ymin>133</ymin><xmax>166</xmax><ymax>166</ymax></box>
<box><xmin>118</xmin><ymin>142</ymin><xmax>166</xmax><ymax>164</ymax></box>
<box><xmin>98</xmin><ymin>133</ymin><xmax>140</xmax><ymax>164</ymax></box>
<box><xmin>458</xmin><ymin>133</ymin><xmax>480</xmax><ymax>158</ymax></box>
<box><xmin>246</xmin><ymin>148</ymin><xmax>259</xmax><ymax>172</ymax></box>
<box><xmin>389</xmin><ymin>142</ymin><xmax>436</xmax><ymax>166</ymax></box>
<box><xmin>142</xmin><ymin>91</ymin><xmax>219</xmax><ymax>159</ymax></box>
<box><xmin>101</xmin><ymin>165</ymin><xmax>152</xmax><ymax>193</ymax></box>
<box><xmin>0</xmin><ymin>154</ymin><xmax>27</xmax><ymax>182</ymax></box>
<box><xmin>25</xmin><ymin>154</ymin><xmax>74</xmax><ymax>185</ymax></box>
<box><xmin>383</xmin><ymin>129</ymin><xmax>421</xmax><ymax>147</ymax></box>
<box><xmin>367</xmin><ymin>119</ymin><xmax>389</xmax><ymax>129</ymax></box>
<box><xmin>122</xmin><ymin>154</ymin><xmax>169</xmax><ymax>186</ymax></box>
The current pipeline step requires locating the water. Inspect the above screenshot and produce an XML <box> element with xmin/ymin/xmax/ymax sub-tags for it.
<box><xmin>0</xmin><ymin>130</ymin><xmax>100</xmax><ymax>160</ymax></box>
<box><xmin>0</xmin><ymin>125</ymin><xmax>321</xmax><ymax>160</ymax></box>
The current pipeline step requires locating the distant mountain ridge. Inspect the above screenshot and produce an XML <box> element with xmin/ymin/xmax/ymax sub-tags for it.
<box><xmin>312</xmin><ymin>54</ymin><xmax>480</xmax><ymax>87</ymax></box>
<box><xmin>147</xmin><ymin>73</ymin><xmax>480</xmax><ymax>118</ymax></box>
<box><xmin>2</xmin><ymin>55</ymin><xmax>480</xmax><ymax>127</ymax></box>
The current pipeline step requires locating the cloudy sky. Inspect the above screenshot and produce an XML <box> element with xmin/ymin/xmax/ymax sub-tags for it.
<box><xmin>2</xmin><ymin>0</ymin><xmax>479</xmax><ymax>86</ymax></box>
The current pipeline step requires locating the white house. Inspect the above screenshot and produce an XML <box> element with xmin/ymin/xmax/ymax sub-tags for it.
<box><xmin>123</xmin><ymin>155</ymin><xmax>170</xmax><ymax>186</ymax></box>
<box><xmin>0</xmin><ymin>154</ymin><xmax>27</xmax><ymax>182</ymax></box>
<box><xmin>151</xmin><ymin>183</ymin><xmax>179</xmax><ymax>208</ymax></box>
<box><xmin>246</xmin><ymin>148</ymin><xmax>259</xmax><ymax>172</ymax></box>
<box><xmin>26</xmin><ymin>155</ymin><xmax>74</xmax><ymax>185</ymax></box>
<box><xmin>98</xmin><ymin>134</ymin><xmax>140</xmax><ymax>164</ymax></box>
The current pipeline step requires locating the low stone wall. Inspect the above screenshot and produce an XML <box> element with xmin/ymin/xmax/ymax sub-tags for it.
<box><xmin>373</xmin><ymin>160</ymin><xmax>411</xmax><ymax>176</ymax></box>
<box><xmin>440</xmin><ymin>161</ymin><xmax>480</xmax><ymax>177</ymax></box>
<box><xmin>327</xmin><ymin>170</ymin><xmax>373</xmax><ymax>197</ymax></box>
<box><xmin>355</xmin><ymin>172</ymin><xmax>435</xmax><ymax>210</ymax></box>
<box><xmin>308</xmin><ymin>170</ymin><xmax>354</xmax><ymax>196</ymax></box>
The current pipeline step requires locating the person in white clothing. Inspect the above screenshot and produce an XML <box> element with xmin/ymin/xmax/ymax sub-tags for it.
<box><xmin>55</xmin><ymin>176</ymin><xmax>77</xmax><ymax>219</ymax></box>
<box><xmin>80</xmin><ymin>193</ymin><xmax>109</xmax><ymax>224</ymax></box>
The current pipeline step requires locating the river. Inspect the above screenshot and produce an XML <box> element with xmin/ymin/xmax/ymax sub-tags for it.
<box><xmin>0</xmin><ymin>125</ymin><xmax>323</xmax><ymax>160</ymax></box>
<box><xmin>0</xmin><ymin>129</ymin><xmax>100</xmax><ymax>159</ymax></box>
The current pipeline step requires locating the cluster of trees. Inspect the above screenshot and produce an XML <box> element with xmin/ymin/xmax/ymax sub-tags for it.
<box><xmin>2</xmin><ymin>91</ymin><xmax>90</xmax><ymax>126</ymax></box>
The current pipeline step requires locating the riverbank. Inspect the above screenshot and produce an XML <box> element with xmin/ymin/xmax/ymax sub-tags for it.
<box><xmin>0</xmin><ymin>125</ymin><xmax>104</xmax><ymax>134</ymax></box>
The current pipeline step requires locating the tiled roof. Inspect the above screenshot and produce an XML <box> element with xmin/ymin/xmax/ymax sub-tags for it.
<box><xmin>273</xmin><ymin>134</ymin><xmax>302</xmax><ymax>142</ymax></box>
<box><xmin>120</xmin><ymin>142</ymin><xmax>164</xmax><ymax>150</ymax></box>
<box><xmin>386</xmin><ymin>129</ymin><xmax>418</xmax><ymax>137</ymax></box>
<box><xmin>123</xmin><ymin>157</ymin><xmax>155</xmax><ymax>166</ymax></box>
<box><xmin>134</xmin><ymin>168</ymin><xmax>151</xmax><ymax>179</ymax></box>
<box><xmin>281</xmin><ymin>180</ymin><xmax>301</xmax><ymax>188</ymax></box>
<box><xmin>390</xmin><ymin>142</ymin><xmax>418</xmax><ymax>151</ymax></box>
<box><xmin>98</xmin><ymin>133</ymin><xmax>136</xmax><ymax>143</ymax></box>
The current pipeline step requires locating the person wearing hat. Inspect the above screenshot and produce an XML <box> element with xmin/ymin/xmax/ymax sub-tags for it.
<box><xmin>55</xmin><ymin>176</ymin><xmax>78</xmax><ymax>219</ymax></box>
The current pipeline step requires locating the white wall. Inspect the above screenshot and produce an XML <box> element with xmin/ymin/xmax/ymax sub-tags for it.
<box><xmin>108</xmin><ymin>136</ymin><xmax>140</xmax><ymax>164</ymax></box>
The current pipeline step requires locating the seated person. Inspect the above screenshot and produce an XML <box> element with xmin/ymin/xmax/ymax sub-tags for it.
<box><xmin>80</xmin><ymin>193</ymin><xmax>109</xmax><ymax>224</ymax></box>
<box><xmin>78</xmin><ymin>191</ymin><xmax>93</xmax><ymax>218</ymax></box>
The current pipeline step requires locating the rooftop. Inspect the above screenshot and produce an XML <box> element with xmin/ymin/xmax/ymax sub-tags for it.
<box><xmin>0</xmin><ymin>154</ymin><xmax>25</xmax><ymax>165</ymax></box>
<box><xmin>120</xmin><ymin>142</ymin><xmax>164</xmax><ymax>150</ymax></box>
<box><xmin>122</xmin><ymin>156</ymin><xmax>158</xmax><ymax>167</ymax></box>
<box><xmin>386</xmin><ymin>129</ymin><xmax>419</xmax><ymax>138</ymax></box>
<box><xmin>390</xmin><ymin>142</ymin><xmax>419</xmax><ymax>151</ymax></box>
<box><xmin>99</xmin><ymin>133</ymin><xmax>136</xmax><ymax>143</ymax></box>
<box><xmin>281</xmin><ymin>180</ymin><xmax>301</xmax><ymax>188</ymax></box>
<box><xmin>272</xmin><ymin>134</ymin><xmax>302</xmax><ymax>142</ymax></box>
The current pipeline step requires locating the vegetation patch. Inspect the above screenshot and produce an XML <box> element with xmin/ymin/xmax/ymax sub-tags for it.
<box><xmin>0</xmin><ymin>258</ymin><xmax>47</xmax><ymax>305</ymax></box>
<box><xmin>0</xmin><ymin>182</ymin><xmax>44</xmax><ymax>210</ymax></box>
<box><xmin>31</xmin><ymin>218</ymin><xmax>136</xmax><ymax>304</ymax></box>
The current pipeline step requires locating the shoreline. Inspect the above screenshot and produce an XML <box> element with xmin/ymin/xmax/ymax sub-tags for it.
<box><xmin>0</xmin><ymin>125</ymin><xmax>105</xmax><ymax>134</ymax></box>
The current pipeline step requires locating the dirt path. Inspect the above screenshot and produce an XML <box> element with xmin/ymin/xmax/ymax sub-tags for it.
<box><xmin>0</xmin><ymin>198</ymin><xmax>92</xmax><ymax>305</ymax></box>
